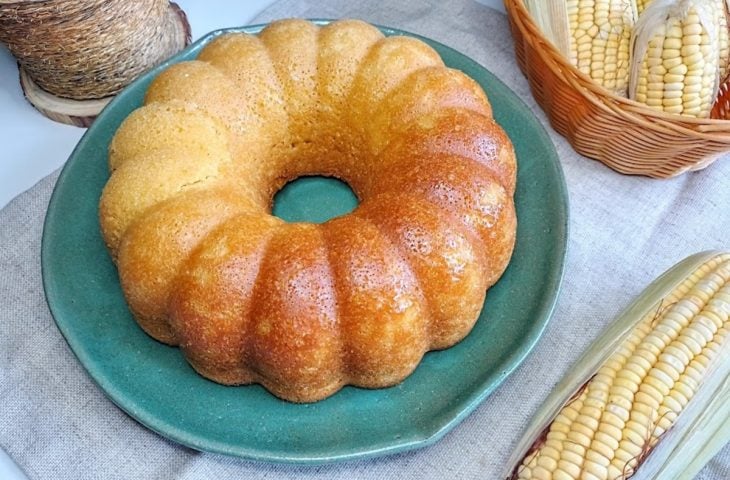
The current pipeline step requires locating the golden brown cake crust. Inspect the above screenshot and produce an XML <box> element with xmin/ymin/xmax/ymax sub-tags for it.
<box><xmin>99</xmin><ymin>18</ymin><xmax>518</xmax><ymax>403</ymax></box>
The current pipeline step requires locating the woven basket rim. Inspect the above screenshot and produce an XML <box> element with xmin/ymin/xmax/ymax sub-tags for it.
<box><xmin>505</xmin><ymin>0</ymin><xmax>730</xmax><ymax>140</ymax></box>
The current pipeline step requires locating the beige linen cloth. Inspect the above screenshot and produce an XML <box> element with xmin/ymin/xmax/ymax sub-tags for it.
<box><xmin>1</xmin><ymin>0</ymin><xmax>729</xmax><ymax>478</ymax></box>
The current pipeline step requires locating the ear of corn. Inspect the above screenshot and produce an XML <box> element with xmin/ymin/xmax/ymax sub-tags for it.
<box><xmin>568</xmin><ymin>0</ymin><xmax>638</xmax><ymax>96</ymax></box>
<box><xmin>524</xmin><ymin>0</ymin><xmax>637</xmax><ymax>96</ymax></box>
<box><xmin>629</xmin><ymin>0</ymin><xmax>727</xmax><ymax>118</ymax></box>
<box><xmin>638</xmin><ymin>0</ymin><xmax>730</xmax><ymax>70</ymax></box>
<box><xmin>505</xmin><ymin>251</ymin><xmax>730</xmax><ymax>480</ymax></box>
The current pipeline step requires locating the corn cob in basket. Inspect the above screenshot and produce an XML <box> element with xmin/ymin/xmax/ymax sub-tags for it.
<box><xmin>525</xmin><ymin>0</ymin><xmax>730</xmax><ymax>118</ymax></box>
<box><xmin>630</xmin><ymin>0</ymin><xmax>729</xmax><ymax>117</ymax></box>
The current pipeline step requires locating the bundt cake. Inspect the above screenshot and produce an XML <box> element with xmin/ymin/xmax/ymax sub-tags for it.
<box><xmin>99</xmin><ymin>18</ymin><xmax>517</xmax><ymax>403</ymax></box>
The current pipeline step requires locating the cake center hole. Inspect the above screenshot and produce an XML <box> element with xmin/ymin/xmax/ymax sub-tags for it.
<box><xmin>272</xmin><ymin>176</ymin><xmax>359</xmax><ymax>224</ymax></box>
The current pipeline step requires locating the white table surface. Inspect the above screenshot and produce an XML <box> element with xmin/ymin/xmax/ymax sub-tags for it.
<box><xmin>0</xmin><ymin>1</ymin><xmax>504</xmax><ymax>477</ymax></box>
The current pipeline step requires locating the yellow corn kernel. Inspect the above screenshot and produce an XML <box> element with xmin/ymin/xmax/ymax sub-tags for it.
<box><xmin>636</xmin><ymin>0</ymin><xmax>652</xmax><ymax>14</ymax></box>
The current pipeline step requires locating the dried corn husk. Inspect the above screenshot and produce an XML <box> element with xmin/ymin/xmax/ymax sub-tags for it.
<box><xmin>523</xmin><ymin>0</ymin><xmax>572</xmax><ymax>60</ymax></box>
<box><xmin>717</xmin><ymin>0</ymin><xmax>730</xmax><ymax>82</ymax></box>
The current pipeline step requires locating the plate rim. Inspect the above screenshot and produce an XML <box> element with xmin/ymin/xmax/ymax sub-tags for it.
<box><xmin>41</xmin><ymin>20</ymin><xmax>569</xmax><ymax>464</ymax></box>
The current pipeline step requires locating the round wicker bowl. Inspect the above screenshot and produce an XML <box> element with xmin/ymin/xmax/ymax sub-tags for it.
<box><xmin>504</xmin><ymin>0</ymin><xmax>730</xmax><ymax>178</ymax></box>
<box><xmin>0</xmin><ymin>0</ymin><xmax>190</xmax><ymax>127</ymax></box>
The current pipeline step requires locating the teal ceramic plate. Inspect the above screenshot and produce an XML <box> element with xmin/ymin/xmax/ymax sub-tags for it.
<box><xmin>42</xmin><ymin>22</ymin><xmax>568</xmax><ymax>464</ymax></box>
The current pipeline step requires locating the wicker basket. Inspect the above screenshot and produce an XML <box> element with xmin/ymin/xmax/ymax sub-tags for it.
<box><xmin>504</xmin><ymin>0</ymin><xmax>730</xmax><ymax>178</ymax></box>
